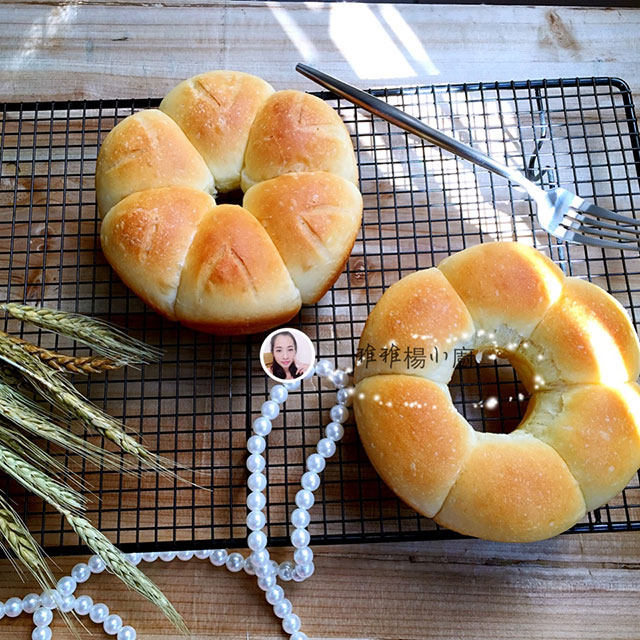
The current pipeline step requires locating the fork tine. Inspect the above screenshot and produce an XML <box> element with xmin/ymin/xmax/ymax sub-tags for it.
<box><xmin>559</xmin><ymin>224</ymin><xmax>640</xmax><ymax>252</ymax></box>
<box><xmin>564</xmin><ymin>213</ymin><xmax>640</xmax><ymax>242</ymax></box>
<box><xmin>573</xmin><ymin>198</ymin><xmax>640</xmax><ymax>227</ymax></box>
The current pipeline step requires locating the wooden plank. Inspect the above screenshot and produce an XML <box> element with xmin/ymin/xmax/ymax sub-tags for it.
<box><xmin>0</xmin><ymin>3</ymin><xmax>638</xmax><ymax>102</ymax></box>
<box><xmin>0</xmin><ymin>534</ymin><xmax>640</xmax><ymax>639</ymax></box>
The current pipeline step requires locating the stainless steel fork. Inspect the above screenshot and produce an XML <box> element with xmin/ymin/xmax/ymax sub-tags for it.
<box><xmin>296</xmin><ymin>63</ymin><xmax>640</xmax><ymax>253</ymax></box>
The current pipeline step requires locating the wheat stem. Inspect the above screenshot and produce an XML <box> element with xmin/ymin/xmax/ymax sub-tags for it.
<box><xmin>1</xmin><ymin>304</ymin><xmax>161</xmax><ymax>365</ymax></box>
<box><xmin>63</xmin><ymin>512</ymin><xmax>188</xmax><ymax>634</ymax></box>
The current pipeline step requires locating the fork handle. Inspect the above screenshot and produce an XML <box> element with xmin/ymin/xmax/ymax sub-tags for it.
<box><xmin>296</xmin><ymin>64</ymin><xmax>543</xmax><ymax>196</ymax></box>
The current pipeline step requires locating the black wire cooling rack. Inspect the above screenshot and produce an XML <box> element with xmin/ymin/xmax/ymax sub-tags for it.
<box><xmin>1</xmin><ymin>77</ymin><xmax>640</xmax><ymax>556</ymax></box>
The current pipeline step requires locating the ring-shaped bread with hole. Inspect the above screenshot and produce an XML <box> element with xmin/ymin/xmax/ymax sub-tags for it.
<box><xmin>96</xmin><ymin>71</ymin><xmax>362</xmax><ymax>335</ymax></box>
<box><xmin>353</xmin><ymin>241</ymin><xmax>640</xmax><ymax>542</ymax></box>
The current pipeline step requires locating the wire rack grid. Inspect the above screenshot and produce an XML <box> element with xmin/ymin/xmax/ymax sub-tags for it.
<box><xmin>0</xmin><ymin>77</ymin><xmax>639</xmax><ymax>556</ymax></box>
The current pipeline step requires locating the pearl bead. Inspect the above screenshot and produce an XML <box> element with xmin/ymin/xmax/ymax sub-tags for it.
<box><xmin>177</xmin><ymin>550</ymin><xmax>194</xmax><ymax>561</ymax></box>
<box><xmin>247</xmin><ymin>491</ymin><xmax>266</xmax><ymax>511</ymax></box>
<box><xmin>246</xmin><ymin>453</ymin><xmax>266</xmax><ymax>473</ymax></box>
<box><xmin>270</xmin><ymin>384</ymin><xmax>288</xmax><ymax>404</ymax></box>
<box><xmin>142</xmin><ymin>552</ymin><xmax>158</xmax><ymax>563</ymax></box>
<box><xmin>278</xmin><ymin>560</ymin><xmax>294</xmax><ymax>581</ymax></box>
<box><xmin>282</xmin><ymin>613</ymin><xmax>302</xmax><ymax>634</ymax></box>
<box><xmin>243</xmin><ymin>559</ymin><xmax>255</xmax><ymax>575</ymax></box>
<box><xmin>248</xmin><ymin>530</ymin><xmax>267</xmax><ymax>551</ymax></box>
<box><xmin>265</xmin><ymin>585</ymin><xmax>284</xmax><ymax>605</ymax></box>
<box><xmin>125</xmin><ymin>553</ymin><xmax>142</xmax><ymax>566</ymax></box>
<box><xmin>331</xmin><ymin>369</ymin><xmax>349</xmax><ymax>388</ymax></box>
<box><xmin>0</xmin><ymin>602</ymin><xmax>4</xmax><ymax>619</ymax></box>
<box><xmin>40</xmin><ymin>591</ymin><xmax>57</xmax><ymax>610</ymax></box>
<box><xmin>261</xmin><ymin>400</ymin><xmax>280</xmax><ymax>420</ymax></box>
<box><xmin>248</xmin><ymin>471</ymin><xmax>267</xmax><ymax>492</ymax></box>
<box><xmin>291</xmin><ymin>508</ymin><xmax>310</xmax><ymax>528</ymax></box>
<box><xmin>74</xmin><ymin>595</ymin><xmax>93</xmax><ymax>616</ymax></box>
<box><xmin>306</xmin><ymin>453</ymin><xmax>326</xmax><ymax>473</ymax></box>
<box><xmin>317</xmin><ymin>437</ymin><xmax>337</xmax><ymax>458</ymax></box>
<box><xmin>325</xmin><ymin>421</ymin><xmax>345</xmax><ymax>441</ymax></box>
<box><xmin>290</xmin><ymin>633</ymin><xmax>309</xmax><ymax>640</ymax></box>
<box><xmin>88</xmin><ymin>555</ymin><xmax>106</xmax><ymax>574</ymax></box>
<box><xmin>247</xmin><ymin>435</ymin><xmax>266</xmax><ymax>454</ymax></box>
<box><xmin>118</xmin><ymin>626</ymin><xmax>137</xmax><ymax>640</ymax></box>
<box><xmin>104</xmin><ymin>613</ymin><xmax>123</xmax><ymax>635</ymax></box>
<box><xmin>252</xmin><ymin>416</ymin><xmax>272</xmax><ymax>436</ymax></box>
<box><xmin>31</xmin><ymin>627</ymin><xmax>52</xmax><ymax>640</ymax></box>
<box><xmin>315</xmin><ymin>359</ymin><xmax>333</xmax><ymax>377</ymax></box>
<box><xmin>273</xmin><ymin>598</ymin><xmax>292</xmax><ymax>618</ymax></box>
<box><xmin>291</xmin><ymin>528</ymin><xmax>310</xmax><ymax>548</ymax></box>
<box><xmin>194</xmin><ymin>549</ymin><xmax>212</xmax><ymax>560</ymax></box>
<box><xmin>330</xmin><ymin>404</ymin><xmax>349</xmax><ymax>423</ymax></box>
<box><xmin>254</xmin><ymin>563</ymin><xmax>274</xmax><ymax>579</ymax></box>
<box><xmin>295</xmin><ymin>489</ymin><xmax>315</xmax><ymax>510</ymax></box>
<box><xmin>250</xmin><ymin>548</ymin><xmax>270</xmax><ymax>567</ymax></box>
<box><xmin>246</xmin><ymin>509</ymin><xmax>266</xmax><ymax>531</ymax></box>
<box><xmin>337</xmin><ymin>387</ymin><xmax>353</xmax><ymax>406</ymax></box>
<box><xmin>72</xmin><ymin>562</ymin><xmax>92</xmax><ymax>582</ymax></box>
<box><xmin>294</xmin><ymin>546</ymin><xmax>313</xmax><ymax>565</ymax></box>
<box><xmin>22</xmin><ymin>593</ymin><xmax>40</xmax><ymax>614</ymax></box>
<box><xmin>209</xmin><ymin>549</ymin><xmax>228</xmax><ymax>567</ymax></box>
<box><xmin>89</xmin><ymin>603</ymin><xmax>109</xmax><ymax>624</ymax></box>
<box><xmin>57</xmin><ymin>576</ymin><xmax>77</xmax><ymax>597</ymax></box>
<box><xmin>33</xmin><ymin>607</ymin><xmax>53</xmax><ymax>627</ymax></box>
<box><xmin>59</xmin><ymin>595</ymin><xmax>75</xmax><ymax>613</ymax></box>
<box><xmin>159</xmin><ymin>551</ymin><xmax>176</xmax><ymax>562</ymax></box>
<box><xmin>284</xmin><ymin>378</ymin><xmax>301</xmax><ymax>391</ymax></box>
<box><xmin>226</xmin><ymin>552</ymin><xmax>244</xmax><ymax>572</ymax></box>
<box><xmin>257</xmin><ymin>573</ymin><xmax>277</xmax><ymax>591</ymax></box>
<box><xmin>301</xmin><ymin>471</ymin><xmax>320</xmax><ymax>491</ymax></box>
<box><xmin>5</xmin><ymin>597</ymin><xmax>22</xmax><ymax>617</ymax></box>
<box><xmin>296</xmin><ymin>562</ymin><xmax>315</xmax><ymax>578</ymax></box>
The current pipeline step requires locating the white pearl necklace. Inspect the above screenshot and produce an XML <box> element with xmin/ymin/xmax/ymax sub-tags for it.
<box><xmin>0</xmin><ymin>360</ymin><xmax>352</xmax><ymax>640</ymax></box>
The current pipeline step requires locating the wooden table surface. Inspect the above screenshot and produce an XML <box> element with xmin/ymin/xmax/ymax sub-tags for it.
<box><xmin>1</xmin><ymin>2</ymin><xmax>640</xmax><ymax>639</ymax></box>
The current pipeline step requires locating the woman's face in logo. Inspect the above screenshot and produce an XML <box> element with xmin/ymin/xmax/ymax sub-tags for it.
<box><xmin>272</xmin><ymin>333</ymin><xmax>296</xmax><ymax>369</ymax></box>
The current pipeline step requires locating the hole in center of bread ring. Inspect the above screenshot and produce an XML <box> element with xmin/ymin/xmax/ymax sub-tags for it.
<box><xmin>450</xmin><ymin>350</ymin><xmax>529</xmax><ymax>435</ymax></box>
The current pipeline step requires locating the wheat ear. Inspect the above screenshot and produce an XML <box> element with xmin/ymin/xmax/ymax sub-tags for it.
<box><xmin>0</xmin><ymin>443</ymin><xmax>85</xmax><ymax>513</ymax></box>
<box><xmin>63</xmin><ymin>512</ymin><xmax>188</xmax><ymax>634</ymax></box>
<box><xmin>0</xmin><ymin>332</ymin><xmax>122</xmax><ymax>374</ymax></box>
<box><xmin>0</xmin><ymin>422</ymin><xmax>69</xmax><ymax>478</ymax></box>
<box><xmin>0</xmin><ymin>382</ymin><xmax>137</xmax><ymax>474</ymax></box>
<box><xmin>0</xmin><ymin>492</ymin><xmax>56</xmax><ymax>592</ymax></box>
<box><xmin>1</xmin><ymin>303</ymin><xmax>161</xmax><ymax>365</ymax></box>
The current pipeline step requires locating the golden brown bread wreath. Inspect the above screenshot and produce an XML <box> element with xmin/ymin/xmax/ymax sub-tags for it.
<box><xmin>96</xmin><ymin>71</ymin><xmax>363</xmax><ymax>335</ymax></box>
<box><xmin>353</xmin><ymin>241</ymin><xmax>640</xmax><ymax>542</ymax></box>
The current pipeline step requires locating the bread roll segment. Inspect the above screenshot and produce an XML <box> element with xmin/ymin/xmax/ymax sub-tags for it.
<box><xmin>354</xmin><ymin>375</ymin><xmax>476</xmax><ymax>518</ymax></box>
<box><xmin>95</xmin><ymin>109</ymin><xmax>215</xmax><ymax>217</ymax></box>
<box><xmin>241</xmin><ymin>90</ymin><xmax>358</xmax><ymax>191</ymax></box>
<box><xmin>434</xmin><ymin>433</ymin><xmax>586</xmax><ymax>543</ymax></box>
<box><xmin>438</xmin><ymin>241</ymin><xmax>564</xmax><ymax>352</ymax></box>
<box><xmin>243</xmin><ymin>172</ymin><xmax>363</xmax><ymax>304</ymax></box>
<box><xmin>353</xmin><ymin>268</ymin><xmax>475</xmax><ymax>384</ymax></box>
<box><xmin>174</xmin><ymin>204</ymin><xmax>301</xmax><ymax>335</ymax></box>
<box><xmin>159</xmin><ymin>71</ymin><xmax>274</xmax><ymax>192</ymax></box>
<box><xmin>354</xmin><ymin>240</ymin><xmax>640</xmax><ymax>542</ymax></box>
<box><xmin>100</xmin><ymin>187</ymin><xmax>215</xmax><ymax>319</ymax></box>
<box><xmin>517</xmin><ymin>277</ymin><xmax>640</xmax><ymax>388</ymax></box>
<box><xmin>520</xmin><ymin>383</ymin><xmax>640</xmax><ymax>511</ymax></box>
